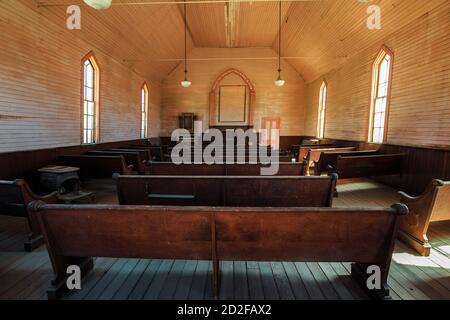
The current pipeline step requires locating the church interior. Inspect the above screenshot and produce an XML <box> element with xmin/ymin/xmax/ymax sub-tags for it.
<box><xmin>0</xmin><ymin>0</ymin><xmax>449</xmax><ymax>301</ymax></box>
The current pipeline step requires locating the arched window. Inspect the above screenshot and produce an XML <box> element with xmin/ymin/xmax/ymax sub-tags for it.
<box><xmin>140</xmin><ymin>83</ymin><xmax>149</xmax><ymax>139</ymax></box>
<box><xmin>317</xmin><ymin>81</ymin><xmax>327</xmax><ymax>139</ymax></box>
<box><xmin>81</xmin><ymin>53</ymin><xmax>100</xmax><ymax>144</ymax></box>
<box><xmin>369</xmin><ymin>47</ymin><xmax>393</xmax><ymax>143</ymax></box>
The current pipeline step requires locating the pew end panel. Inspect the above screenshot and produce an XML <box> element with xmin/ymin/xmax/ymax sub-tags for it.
<box><xmin>0</xmin><ymin>179</ymin><xmax>59</xmax><ymax>251</ymax></box>
<box><xmin>398</xmin><ymin>179</ymin><xmax>450</xmax><ymax>256</ymax></box>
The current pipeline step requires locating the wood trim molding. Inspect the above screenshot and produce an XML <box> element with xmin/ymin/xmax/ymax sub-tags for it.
<box><xmin>209</xmin><ymin>68</ymin><xmax>255</xmax><ymax>127</ymax></box>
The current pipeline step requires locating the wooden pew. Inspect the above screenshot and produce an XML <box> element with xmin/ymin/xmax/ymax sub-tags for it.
<box><xmin>304</xmin><ymin>147</ymin><xmax>357</xmax><ymax>174</ymax></box>
<box><xmin>225</xmin><ymin>162</ymin><xmax>306</xmax><ymax>176</ymax></box>
<box><xmin>327</xmin><ymin>154</ymin><xmax>404</xmax><ymax>179</ymax></box>
<box><xmin>111</xmin><ymin>148</ymin><xmax>151</xmax><ymax>163</ymax></box>
<box><xmin>0</xmin><ymin>179</ymin><xmax>58</xmax><ymax>251</ymax></box>
<box><xmin>114</xmin><ymin>174</ymin><xmax>337</xmax><ymax>207</ymax></box>
<box><xmin>398</xmin><ymin>179</ymin><xmax>450</xmax><ymax>256</ymax></box>
<box><xmin>297</xmin><ymin>144</ymin><xmax>334</xmax><ymax>163</ymax></box>
<box><xmin>32</xmin><ymin>202</ymin><xmax>408</xmax><ymax>299</ymax></box>
<box><xmin>87</xmin><ymin>150</ymin><xmax>146</xmax><ymax>175</ymax></box>
<box><xmin>58</xmin><ymin>155</ymin><xmax>133</xmax><ymax>178</ymax></box>
<box><xmin>147</xmin><ymin>163</ymin><xmax>225</xmax><ymax>175</ymax></box>
<box><xmin>129</xmin><ymin>145</ymin><xmax>164</xmax><ymax>161</ymax></box>
<box><xmin>313</xmin><ymin>150</ymin><xmax>379</xmax><ymax>176</ymax></box>
<box><xmin>146</xmin><ymin>162</ymin><xmax>306</xmax><ymax>176</ymax></box>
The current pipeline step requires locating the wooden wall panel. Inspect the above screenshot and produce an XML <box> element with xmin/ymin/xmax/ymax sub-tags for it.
<box><xmin>304</xmin><ymin>2</ymin><xmax>450</xmax><ymax>148</ymax></box>
<box><xmin>0</xmin><ymin>0</ymin><xmax>161</xmax><ymax>154</ymax></box>
<box><xmin>160</xmin><ymin>48</ymin><xmax>307</xmax><ymax>137</ymax></box>
<box><xmin>0</xmin><ymin>139</ymin><xmax>144</xmax><ymax>182</ymax></box>
<box><xmin>314</xmin><ymin>136</ymin><xmax>450</xmax><ymax>196</ymax></box>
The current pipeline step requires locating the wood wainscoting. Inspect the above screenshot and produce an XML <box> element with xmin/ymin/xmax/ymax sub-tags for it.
<box><xmin>316</xmin><ymin>137</ymin><xmax>450</xmax><ymax>196</ymax></box>
<box><xmin>0</xmin><ymin>139</ymin><xmax>145</xmax><ymax>183</ymax></box>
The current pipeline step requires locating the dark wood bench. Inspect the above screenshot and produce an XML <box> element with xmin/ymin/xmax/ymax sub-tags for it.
<box><xmin>166</xmin><ymin>150</ymin><xmax>282</xmax><ymax>163</ymax></box>
<box><xmin>146</xmin><ymin>162</ymin><xmax>306</xmax><ymax>176</ymax></box>
<box><xmin>86</xmin><ymin>150</ymin><xmax>147</xmax><ymax>175</ymax></box>
<box><xmin>0</xmin><ymin>179</ymin><xmax>58</xmax><ymax>251</ymax></box>
<box><xmin>58</xmin><ymin>155</ymin><xmax>133</xmax><ymax>178</ymax></box>
<box><xmin>313</xmin><ymin>150</ymin><xmax>379</xmax><ymax>176</ymax></box>
<box><xmin>31</xmin><ymin>202</ymin><xmax>408</xmax><ymax>300</ymax></box>
<box><xmin>111</xmin><ymin>148</ymin><xmax>151</xmax><ymax>163</ymax></box>
<box><xmin>327</xmin><ymin>154</ymin><xmax>404</xmax><ymax>179</ymax></box>
<box><xmin>114</xmin><ymin>174</ymin><xmax>337</xmax><ymax>207</ymax></box>
<box><xmin>297</xmin><ymin>144</ymin><xmax>334</xmax><ymax>162</ymax></box>
<box><xmin>304</xmin><ymin>147</ymin><xmax>356</xmax><ymax>174</ymax></box>
<box><xmin>129</xmin><ymin>145</ymin><xmax>164</xmax><ymax>161</ymax></box>
<box><xmin>398</xmin><ymin>179</ymin><xmax>450</xmax><ymax>256</ymax></box>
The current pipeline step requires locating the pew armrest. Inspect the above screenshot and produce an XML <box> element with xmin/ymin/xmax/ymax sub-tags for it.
<box><xmin>313</xmin><ymin>160</ymin><xmax>320</xmax><ymax>176</ymax></box>
<box><xmin>38</xmin><ymin>191</ymin><xmax>59</xmax><ymax>204</ymax></box>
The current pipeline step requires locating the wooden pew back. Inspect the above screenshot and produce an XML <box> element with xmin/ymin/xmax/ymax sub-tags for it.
<box><xmin>112</xmin><ymin>148</ymin><xmax>151</xmax><ymax>162</ymax></box>
<box><xmin>32</xmin><ymin>203</ymin><xmax>408</xmax><ymax>299</ymax></box>
<box><xmin>114</xmin><ymin>174</ymin><xmax>337</xmax><ymax>207</ymax></box>
<box><xmin>297</xmin><ymin>144</ymin><xmax>334</xmax><ymax>162</ymax></box>
<box><xmin>305</xmin><ymin>147</ymin><xmax>356</xmax><ymax>172</ymax></box>
<box><xmin>146</xmin><ymin>162</ymin><xmax>305</xmax><ymax>176</ymax></box>
<box><xmin>87</xmin><ymin>150</ymin><xmax>146</xmax><ymax>174</ymax></box>
<box><xmin>314</xmin><ymin>150</ymin><xmax>379</xmax><ymax>175</ymax></box>
<box><xmin>330</xmin><ymin>154</ymin><xmax>404</xmax><ymax>179</ymax></box>
<box><xmin>129</xmin><ymin>145</ymin><xmax>164</xmax><ymax>161</ymax></box>
<box><xmin>58</xmin><ymin>155</ymin><xmax>133</xmax><ymax>178</ymax></box>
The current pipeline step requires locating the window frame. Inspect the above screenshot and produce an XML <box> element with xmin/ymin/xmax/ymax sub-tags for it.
<box><xmin>317</xmin><ymin>80</ymin><xmax>327</xmax><ymax>139</ymax></box>
<box><xmin>81</xmin><ymin>52</ymin><xmax>100</xmax><ymax>145</ymax></box>
<box><xmin>140</xmin><ymin>83</ymin><xmax>149</xmax><ymax>139</ymax></box>
<box><xmin>368</xmin><ymin>46</ymin><xmax>394</xmax><ymax>144</ymax></box>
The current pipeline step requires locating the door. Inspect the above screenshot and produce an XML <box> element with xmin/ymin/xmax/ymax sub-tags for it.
<box><xmin>261</xmin><ymin>117</ymin><xmax>280</xmax><ymax>150</ymax></box>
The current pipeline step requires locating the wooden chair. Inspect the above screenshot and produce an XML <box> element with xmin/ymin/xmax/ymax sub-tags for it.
<box><xmin>0</xmin><ymin>179</ymin><xmax>58</xmax><ymax>251</ymax></box>
<box><xmin>31</xmin><ymin>202</ymin><xmax>408</xmax><ymax>300</ymax></box>
<box><xmin>398</xmin><ymin>179</ymin><xmax>450</xmax><ymax>256</ymax></box>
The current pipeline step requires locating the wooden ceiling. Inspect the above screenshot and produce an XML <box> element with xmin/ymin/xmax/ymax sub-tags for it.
<box><xmin>33</xmin><ymin>0</ymin><xmax>447</xmax><ymax>83</ymax></box>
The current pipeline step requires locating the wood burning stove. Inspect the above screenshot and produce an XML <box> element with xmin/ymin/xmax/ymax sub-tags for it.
<box><xmin>38</xmin><ymin>166</ymin><xmax>95</xmax><ymax>204</ymax></box>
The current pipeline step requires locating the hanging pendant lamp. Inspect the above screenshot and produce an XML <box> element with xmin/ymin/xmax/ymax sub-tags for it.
<box><xmin>274</xmin><ymin>0</ymin><xmax>285</xmax><ymax>87</ymax></box>
<box><xmin>83</xmin><ymin>0</ymin><xmax>112</xmax><ymax>10</ymax></box>
<box><xmin>181</xmin><ymin>0</ymin><xmax>192</xmax><ymax>88</ymax></box>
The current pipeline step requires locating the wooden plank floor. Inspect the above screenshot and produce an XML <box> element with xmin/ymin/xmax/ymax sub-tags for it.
<box><xmin>0</xmin><ymin>178</ymin><xmax>449</xmax><ymax>300</ymax></box>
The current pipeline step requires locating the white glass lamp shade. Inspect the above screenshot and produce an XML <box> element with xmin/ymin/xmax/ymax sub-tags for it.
<box><xmin>274</xmin><ymin>77</ymin><xmax>285</xmax><ymax>87</ymax></box>
<box><xmin>181</xmin><ymin>79</ymin><xmax>192</xmax><ymax>88</ymax></box>
<box><xmin>83</xmin><ymin>0</ymin><xmax>112</xmax><ymax>10</ymax></box>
